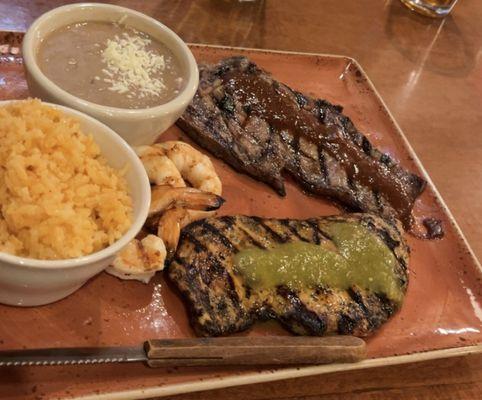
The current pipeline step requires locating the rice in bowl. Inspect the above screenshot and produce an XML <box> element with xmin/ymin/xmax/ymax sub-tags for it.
<box><xmin>0</xmin><ymin>99</ymin><xmax>133</xmax><ymax>260</ymax></box>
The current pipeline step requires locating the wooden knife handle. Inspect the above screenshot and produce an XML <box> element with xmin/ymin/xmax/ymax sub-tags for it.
<box><xmin>144</xmin><ymin>336</ymin><xmax>366</xmax><ymax>367</ymax></box>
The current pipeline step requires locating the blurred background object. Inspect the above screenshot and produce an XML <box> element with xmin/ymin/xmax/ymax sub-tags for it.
<box><xmin>400</xmin><ymin>0</ymin><xmax>458</xmax><ymax>18</ymax></box>
<box><xmin>0</xmin><ymin>0</ymin><xmax>267</xmax><ymax>48</ymax></box>
<box><xmin>387</xmin><ymin>0</ymin><xmax>474</xmax><ymax>77</ymax></box>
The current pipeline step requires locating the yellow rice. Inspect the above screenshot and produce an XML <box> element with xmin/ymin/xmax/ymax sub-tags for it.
<box><xmin>0</xmin><ymin>99</ymin><xmax>133</xmax><ymax>260</ymax></box>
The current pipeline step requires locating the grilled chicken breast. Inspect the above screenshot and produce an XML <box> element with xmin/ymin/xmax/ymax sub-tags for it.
<box><xmin>177</xmin><ymin>57</ymin><xmax>426</xmax><ymax>229</ymax></box>
<box><xmin>168</xmin><ymin>214</ymin><xmax>409</xmax><ymax>337</ymax></box>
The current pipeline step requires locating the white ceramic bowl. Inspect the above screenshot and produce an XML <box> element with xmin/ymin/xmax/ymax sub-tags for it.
<box><xmin>0</xmin><ymin>101</ymin><xmax>151</xmax><ymax>307</ymax></box>
<box><xmin>22</xmin><ymin>3</ymin><xmax>199</xmax><ymax>146</ymax></box>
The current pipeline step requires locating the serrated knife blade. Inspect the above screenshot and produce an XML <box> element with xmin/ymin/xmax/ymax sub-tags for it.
<box><xmin>0</xmin><ymin>336</ymin><xmax>366</xmax><ymax>368</ymax></box>
<box><xmin>0</xmin><ymin>345</ymin><xmax>147</xmax><ymax>367</ymax></box>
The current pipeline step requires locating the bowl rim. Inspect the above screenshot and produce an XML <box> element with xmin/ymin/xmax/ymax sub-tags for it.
<box><xmin>22</xmin><ymin>2</ymin><xmax>199</xmax><ymax>119</ymax></box>
<box><xmin>0</xmin><ymin>100</ymin><xmax>151</xmax><ymax>269</ymax></box>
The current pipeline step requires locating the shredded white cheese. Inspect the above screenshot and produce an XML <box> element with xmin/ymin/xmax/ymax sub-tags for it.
<box><xmin>101</xmin><ymin>32</ymin><xmax>166</xmax><ymax>98</ymax></box>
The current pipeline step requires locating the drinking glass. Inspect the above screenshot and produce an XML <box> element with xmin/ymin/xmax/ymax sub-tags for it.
<box><xmin>400</xmin><ymin>0</ymin><xmax>458</xmax><ymax>17</ymax></box>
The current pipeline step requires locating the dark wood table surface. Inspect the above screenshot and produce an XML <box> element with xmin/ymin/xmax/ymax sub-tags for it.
<box><xmin>0</xmin><ymin>0</ymin><xmax>481</xmax><ymax>399</ymax></box>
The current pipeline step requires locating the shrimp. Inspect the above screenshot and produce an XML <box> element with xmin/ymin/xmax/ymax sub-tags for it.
<box><xmin>157</xmin><ymin>141</ymin><xmax>222</xmax><ymax>195</ymax></box>
<box><xmin>157</xmin><ymin>208</ymin><xmax>216</xmax><ymax>257</ymax></box>
<box><xmin>149</xmin><ymin>185</ymin><xmax>225</xmax><ymax>216</ymax></box>
<box><xmin>106</xmin><ymin>234</ymin><xmax>166</xmax><ymax>284</ymax></box>
<box><xmin>111</xmin><ymin>141</ymin><xmax>223</xmax><ymax>283</ymax></box>
<box><xmin>135</xmin><ymin>145</ymin><xmax>185</xmax><ymax>188</ymax></box>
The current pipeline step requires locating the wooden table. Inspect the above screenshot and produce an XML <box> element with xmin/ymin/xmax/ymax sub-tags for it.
<box><xmin>0</xmin><ymin>0</ymin><xmax>481</xmax><ymax>399</ymax></box>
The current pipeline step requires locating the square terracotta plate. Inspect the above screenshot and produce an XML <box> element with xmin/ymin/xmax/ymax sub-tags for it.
<box><xmin>0</xmin><ymin>40</ymin><xmax>481</xmax><ymax>400</ymax></box>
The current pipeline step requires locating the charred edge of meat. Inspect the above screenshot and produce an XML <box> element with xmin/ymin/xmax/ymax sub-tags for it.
<box><xmin>169</xmin><ymin>255</ymin><xmax>218</xmax><ymax>335</ymax></box>
<box><xmin>347</xmin><ymin>288</ymin><xmax>394</xmax><ymax>331</ymax></box>
<box><xmin>169</xmin><ymin>252</ymin><xmax>253</xmax><ymax>337</ymax></box>
<box><xmin>276</xmin><ymin>286</ymin><xmax>328</xmax><ymax>335</ymax></box>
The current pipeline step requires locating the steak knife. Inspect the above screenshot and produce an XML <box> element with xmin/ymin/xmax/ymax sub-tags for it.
<box><xmin>0</xmin><ymin>336</ymin><xmax>366</xmax><ymax>367</ymax></box>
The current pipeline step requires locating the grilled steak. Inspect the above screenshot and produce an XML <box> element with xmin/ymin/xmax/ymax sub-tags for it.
<box><xmin>168</xmin><ymin>213</ymin><xmax>409</xmax><ymax>337</ymax></box>
<box><xmin>178</xmin><ymin>57</ymin><xmax>426</xmax><ymax>228</ymax></box>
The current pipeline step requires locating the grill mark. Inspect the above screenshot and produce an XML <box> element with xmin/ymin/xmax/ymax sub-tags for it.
<box><xmin>314</xmin><ymin>226</ymin><xmax>334</xmax><ymax>242</ymax></box>
<box><xmin>375</xmin><ymin>292</ymin><xmax>395</xmax><ymax>317</ymax></box>
<box><xmin>376</xmin><ymin>228</ymin><xmax>399</xmax><ymax>252</ymax></box>
<box><xmin>200</xmin><ymin>221</ymin><xmax>238</xmax><ymax>252</ymax></box>
<box><xmin>277</xmin><ymin>286</ymin><xmax>327</xmax><ymax>335</ymax></box>
<box><xmin>348</xmin><ymin>287</ymin><xmax>370</xmax><ymax>317</ymax></box>
<box><xmin>136</xmin><ymin>240</ymin><xmax>150</xmax><ymax>269</ymax></box>
<box><xmin>363</xmin><ymin>219</ymin><xmax>400</xmax><ymax>253</ymax></box>
<box><xmin>305</xmin><ymin>220</ymin><xmax>321</xmax><ymax>244</ymax></box>
<box><xmin>189</xmin><ymin>101</ymin><xmax>229</xmax><ymax>147</ymax></box>
<box><xmin>171</xmin><ymin>255</ymin><xmax>190</xmax><ymax>275</ymax></box>
<box><xmin>236</xmin><ymin>223</ymin><xmax>269</xmax><ymax>249</ymax></box>
<box><xmin>181</xmin><ymin>231</ymin><xmax>208</xmax><ymax>253</ymax></box>
<box><xmin>292</xmin><ymin>133</ymin><xmax>301</xmax><ymax>171</ymax></box>
<box><xmin>360</xmin><ymin>213</ymin><xmax>400</xmax><ymax>236</ymax></box>
<box><xmin>170</xmin><ymin>256</ymin><xmax>217</xmax><ymax>322</ymax></box>
<box><xmin>318</xmin><ymin>147</ymin><xmax>330</xmax><ymax>184</ymax></box>
<box><xmin>225</xmin><ymin>270</ymin><xmax>241</xmax><ymax>307</ymax></box>
<box><xmin>219</xmin><ymin>215</ymin><xmax>236</xmax><ymax>228</ymax></box>
<box><xmin>397</xmin><ymin>257</ymin><xmax>408</xmax><ymax>274</ymax></box>
<box><xmin>337</xmin><ymin>313</ymin><xmax>357</xmax><ymax>335</ymax></box>
<box><xmin>307</xmin><ymin>219</ymin><xmax>333</xmax><ymax>243</ymax></box>
<box><xmin>180</xmin><ymin>230</ymin><xmax>226</xmax><ymax>279</ymax></box>
<box><xmin>255</xmin><ymin>219</ymin><xmax>289</xmax><ymax>243</ymax></box>
<box><xmin>280</xmin><ymin>132</ymin><xmax>319</xmax><ymax>166</ymax></box>
<box><xmin>279</xmin><ymin>219</ymin><xmax>311</xmax><ymax>242</ymax></box>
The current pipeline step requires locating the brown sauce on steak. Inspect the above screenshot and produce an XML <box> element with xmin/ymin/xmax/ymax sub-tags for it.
<box><xmin>223</xmin><ymin>71</ymin><xmax>415</xmax><ymax>227</ymax></box>
<box><xmin>178</xmin><ymin>57</ymin><xmax>430</xmax><ymax>232</ymax></box>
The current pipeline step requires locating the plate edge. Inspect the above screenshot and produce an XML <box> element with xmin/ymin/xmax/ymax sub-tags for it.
<box><xmin>74</xmin><ymin>344</ymin><xmax>482</xmax><ymax>400</ymax></box>
<box><xmin>187</xmin><ymin>42</ymin><xmax>353</xmax><ymax>61</ymax></box>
